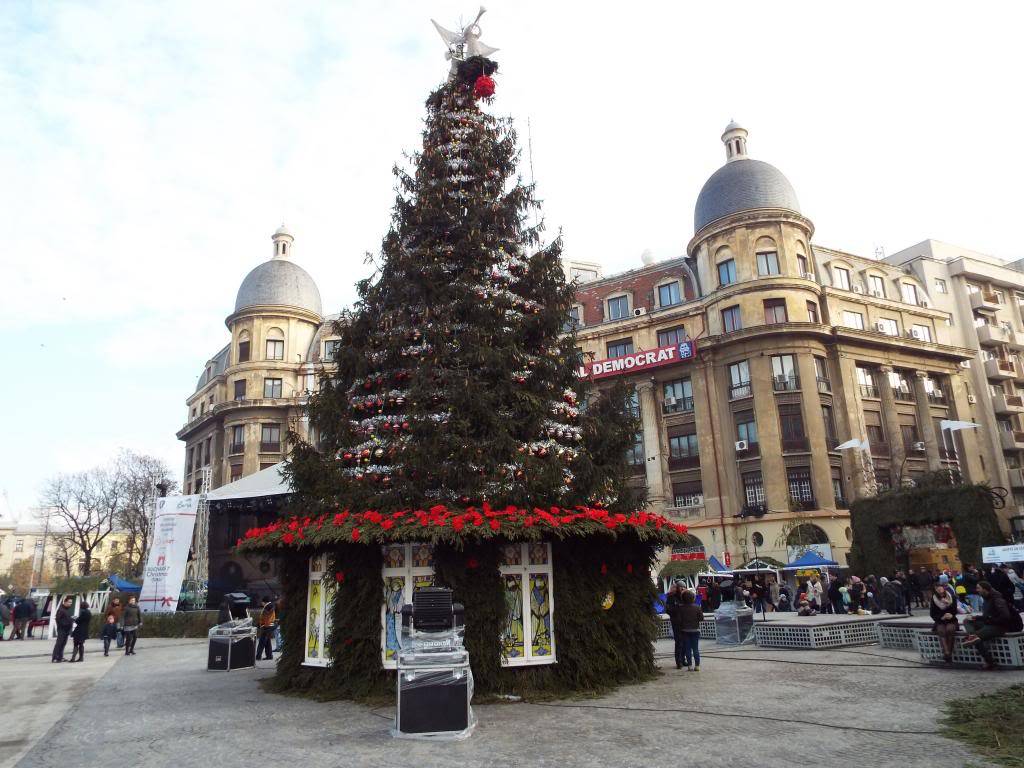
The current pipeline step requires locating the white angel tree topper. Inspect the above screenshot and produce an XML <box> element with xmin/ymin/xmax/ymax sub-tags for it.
<box><xmin>431</xmin><ymin>6</ymin><xmax>499</xmax><ymax>61</ymax></box>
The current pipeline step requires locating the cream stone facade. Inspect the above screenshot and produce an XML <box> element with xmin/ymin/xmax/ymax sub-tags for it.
<box><xmin>0</xmin><ymin>515</ymin><xmax>132</xmax><ymax>584</ymax></box>
<box><xmin>570</xmin><ymin>123</ymin><xmax>991</xmax><ymax>571</ymax></box>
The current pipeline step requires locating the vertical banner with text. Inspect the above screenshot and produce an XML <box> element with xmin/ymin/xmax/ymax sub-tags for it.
<box><xmin>140</xmin><ymin>495</ymin><xmax>199</xmax><ymax>613</ymax></box>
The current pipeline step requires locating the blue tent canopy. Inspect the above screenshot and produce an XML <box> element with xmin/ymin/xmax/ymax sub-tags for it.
<box><xmin>706</xmin><ymin>555</ymin><xmax>731</xmax><ymax>573</ymax></box>
<box><xmin>783</xmin><ymin>551</ymin><xmax>839</xmax><ymax>569</ymax></box>
<box><xmin>108</xmin><ymin>574</ymin><xmax>142</xmax><ymax>592</ymax></box>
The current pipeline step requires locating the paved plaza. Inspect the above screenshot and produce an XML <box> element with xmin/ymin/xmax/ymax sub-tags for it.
<box><xmin>2</xmin><ymin>634</ymin><xmax>1019</xmax><ymax>768</ymax></box>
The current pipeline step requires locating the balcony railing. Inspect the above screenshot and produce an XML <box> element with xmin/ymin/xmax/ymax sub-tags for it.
<box><xmin>738</xmin><ymin>502</ymin><xmax>767</xmax><ymax>518</ymax></box>
<box><xmin>668</xmin><ymin>455</ymin><xmax>701</xmax><ymax>470</ymax></box>
<box><xmin>663</xmin><ymin>396</ymin><xmax>695</xmax><ymax>414</ymax></box>
<box><xmin>926</xmin><ymin>390</ymin><xmax>945</xmax><ymax>404</ymax></box>
<box><xmin>773</xmin><ymin>375</ymin><xmax>800</xmax><ymax>392</ymax></box>
<box><xmin>781</xmin><ymin>437</ymin><xmax>810</xmax><ymax>452</ymax></box>
<box><xmin>260</xmin><ymin>442</ymin><xmax>281</xmax><ymax>453</ymax></box>
<box><xmin>789</xmin><ymin>497</ymin><xmax>818</xmax><ymax>512</ymax></box>
<box><xmin>228</xmin><ymin>442</ymin><xmax>245</xmax><ymax>455</ymax></box>
<box><xmin>729</xmin><ymin>383</ymin><xmax>753</xmax><ymax>400</ymax></box>
<box><xmin>816</xmin><ymin>377</ymin><xmax>832</xmax><ymax>393</ymax></box>
<box><xmin>859</xmin><ymin>384</ymin><xmax>879</xmax><ymax>398</ymax></box>
<box><xmin>892</xmin><ymin>388</ymin><xmax>915</xmax><ymax>402</ymax></box>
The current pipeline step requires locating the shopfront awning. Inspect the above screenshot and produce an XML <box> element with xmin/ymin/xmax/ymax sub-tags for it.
<box><xmin>206</xmin><ymin>462</ymin><xmax>292</xmax><ymax>501</ymax></box>
<box><xmin>781</xmin><ymin>551</ymin><xmax>839</xmax><ymax>570</ymax></box>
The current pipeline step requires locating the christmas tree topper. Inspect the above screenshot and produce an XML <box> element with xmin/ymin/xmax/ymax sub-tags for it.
<box><xmin>431</xmin><ymin>7</ymin><xmax>499</xmax><ymax>61</ymax></box>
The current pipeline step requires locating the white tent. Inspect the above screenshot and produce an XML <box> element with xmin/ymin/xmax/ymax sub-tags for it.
<box><xmin>207</xmin><ymin>462</ymin><xmax>291</xmax><ymax>501</ymax></box>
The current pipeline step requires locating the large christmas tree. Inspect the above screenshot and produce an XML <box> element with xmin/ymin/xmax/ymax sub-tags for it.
<box><xmin>240</xmin><ymin>30</ymin><xmax>686</xmax><ymax>700</ymax></box>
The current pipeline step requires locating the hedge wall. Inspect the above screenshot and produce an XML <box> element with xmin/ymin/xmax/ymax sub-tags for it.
<box><xmin>87</xmin><ymin>610</ymin><xmax>220</xmax><ymax>638</ymax></box>
<box><xmin>848</xmin><ymin>483</ymin><xmax>1006</xmax><ymax>576</ymax></box>
<box><xmin>264</xmin><ymin>534</ymin><xmax>661</xmax><ymax>702</ymax></box>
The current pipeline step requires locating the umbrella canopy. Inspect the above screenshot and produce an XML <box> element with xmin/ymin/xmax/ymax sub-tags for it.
<box><xmin>108</xmin><ymin>574</ymin><xmax>141</xmax><ymax>592</ymax></box>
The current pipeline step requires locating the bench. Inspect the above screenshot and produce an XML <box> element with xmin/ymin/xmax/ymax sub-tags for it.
<box><xmin>878</xmin><ymin>620</ymin><xmax>934</xmax><ymax>650</ymax></box>
<box><xmin>917</xmin><ymin>629</ymin><xmax>1024</xmax><ymax>668</ymax></box>
<box><xmin>658</xmin><ymin>615</ymin><xmax>718</xmax><ymax>641</ymax></box>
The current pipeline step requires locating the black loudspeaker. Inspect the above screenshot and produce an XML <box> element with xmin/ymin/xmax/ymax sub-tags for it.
<box><xmin>397</xmin><ymin>668</ymin><xmax>470</xmax><ymax>734</ymax></box>
<box><xmin>207</xmin><ymin>635</ymin><xmax>256</xmax><ymax>671</ymax></box>
<box><xmin>208</xmin><ymin>637</ymin><xmax>230</xmax><ymax>670</ymax></box>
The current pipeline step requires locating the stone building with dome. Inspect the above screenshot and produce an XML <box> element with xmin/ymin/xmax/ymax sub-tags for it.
<box><xmin>569</xmin><ymin>122</ymin><xmax>1004</xmax><ymax>570</ymax></box>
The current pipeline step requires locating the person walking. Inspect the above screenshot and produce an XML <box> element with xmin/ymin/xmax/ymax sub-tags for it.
<box><xmin>963</xmin><ymin>580</ymin><xmax>1023</xmax><ymax>670</ymax></box>
<box><xmin>100</xmin><ymin>614</ymin><xmax>118</xmax><ymax>656</ymax></box>
<box><xmin>256</xmin><ymin>596</ymin><xmax>276</xmax><ymax>661</ymax></box>
<box><xmin>929</xmin><ymin>582</ymin><xmax>960</xmax><ymax>664</ymax></box>
<box><xmin>51</xmin><ymin>596</ymin><xmax>74</xmax><ymax>663</ymax></box>
<box><xmin>12</xmin><ymin>598</ymin><xmax>32</xmax><ymax>640</ymax></box>
<box><xmin>105</xmin><ymin>598</ymin><xmax>125</xmax><ymax>649</ymax></box>
<box><xmin>665</xmin><ymin>582</ymin><xmax>688</xmax><ymax>670</ymax></box>
<box><xmin>678</xmin><ymin>590</ymin><xmax>704</xmax><ymax>671</ymax></box>
<box><xmin>121</xmin><ymin>596</ymin><xmax>142</xmax><ymax>656</ymax></box>
<box><xmin>0</xmin><ymin>599</ymin><xmax>10</xmax><ymax>640</ymax></box>
<box><xmin>69</xmin><ymin>601</ymin><xmax>92</xmax><ymax>662</ymax></box>
<box><xmin>767</xmin><ymin>577</ymin><xmax>780</xmax><ymax>613</ymax></box>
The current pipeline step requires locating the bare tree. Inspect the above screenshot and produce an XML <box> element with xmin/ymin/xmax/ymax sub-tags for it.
<box><xmin>49</xmin><ymin>533</ymin><xmax>76</xmax><ymax>580</ymax></box>
<box><xmin>113</xmin><ymin>450</ymin><xmax>177</xmax><ymax>576</ymax></box>
<box><xmin>40</xmin><ymin>467</ymin><xmax>123</xmax><ymax>577</ymax></box>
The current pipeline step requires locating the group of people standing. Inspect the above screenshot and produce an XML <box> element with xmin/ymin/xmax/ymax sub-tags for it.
<box><xmin>50</xmin><ymin>594</ymin><xmax>142</xmax><ymax>663</ymax></box>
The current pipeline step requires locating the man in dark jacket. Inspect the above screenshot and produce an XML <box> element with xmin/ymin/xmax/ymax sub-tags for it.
<box><xmin>51</xmin><ymin>597</ymin><xmax>74</xmax><ymax>663</ymax></box>
<box><xmin>12</xmin><ymin>598</ymin><xmax>34</xmax><ymax>640</ymax></box>
<box><xmin>665</xmin><ymin>583</ymin><xmax>688</xmax><ymax>670</ymax></box>
<box><xmin>914</xmin><ymin>567</ymin><xmax>933</xmax><ymax>608</ymax></box>
<box><xmin>963</xmin><ymin>580</ymin><xmax>1022</xmax><ymax>669</ymax></box>
<box><xmin>987</xmin><ymin>565</ymin><xmax>1015</xmax><ymax>604</ymax></box>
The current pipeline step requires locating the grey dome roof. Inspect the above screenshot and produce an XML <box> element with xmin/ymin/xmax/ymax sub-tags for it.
<box><xmin>694</xmin><ymin>158</ymin><xmax>800</xmax><ymax>233</ymax></box>
<box><xmin>234</xmin><ymin>259</ymin><xmax>322</xmax><ymax>315</ymax></box>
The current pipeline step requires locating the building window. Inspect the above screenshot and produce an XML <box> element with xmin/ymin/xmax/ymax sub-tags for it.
<box><xmin>833</xmin><ymin>267</ymin><xmax>851</xmax><ymax>290</ymax></box>
<box><xmin>763</xmin><ymin>298</ymin><xmax>788</xmax><ymax>324</ymax></box>
<box><xmin>901</xmin><ymin>423</ymin><xmax>921</xmax><ymax>450</ymax></box>
<box><xmin>814</xmin><ymin>356</ymin><xmax>831</xmax><ymax>392</ymax></box>
<box><xmin>821</xmin><ymin>405</ymin><xmax>838</xmax><ymax>448</ymax></box>
<box><xmin>842</xmin><ymin>311</ymin><xmax>865</xmax><ymax>330</ymax></box>
<box><xmin>324</xmin><ymin>340</ymin><xmax>343</xmax><ymax>361</ymax></box>
<box><xmin>230</xmin><ymin>464</ymin><xmax>243</xmax><ymax>482</ymax></box>
<box><xmin>771</xmin><ymin>354</ymin><xmax>799</xmax><ymax>390</ymax></box>
<box><xmin>877</xmin><ymin>317</ymin><xmax>899</xmax><ymax>336</ymax></box>
<box><xmin>658</xmin><ymin>282</ymin><xmax>682</xmax><ymax>307</ymax></box>
<box><xmin>266</xmin><ymin>339</ymin><xmax>284</xmax><ymax>360</ymax></box>
<box><xmin>869</xmin><ymin>275</ymin><xmax>886</xmax><ymax>297</ymax></box>
<box><xmin>890</xmin><ymin>369</ymin><xmax>913</xmax><ymax>401</ymax></box>
<box><xmin>564</xmin><ymin>305</ymin><xmax>582</xmax><ymax>332</ymax></box>
<box><xmin>627</xmin><ymin>431</ymin><xmax>645</xmax><ymax>469</ymax></box>
<box><xmin>756</xmin><ymin>251</ymin><xmax>780</xmax><ymax>276</ymax></box>
<box><xmin>721</xmin><ymin>305</ymin><xmax>742</xmax><ymax>333</ymax></box>
<box><xmin>718</xmin><ymin>259</ymin><xmax>737</xmax><ymax>287</ymax></box>
<box><xmin>728</xmin><ymin>360</ymin><xmax>751</xmax><ymax>399</ymax></box>
<box><xmin>935</xmin><ymin>278</ymin><xmax>948</xmax><ymax>294</ymax></box>
<box><xmin>230</xmin><ymin>425</ymin><xmax>245</xmax><ymax>454</ymax></box>
<box><xmin>901</xmin><ymin>283</ymin><xmax>919</xmax><ymax>305</ymax></box>
<box><xmin>303</xmin><ymin>373</ymin><xmax>316</xmax><ymax>393</ymax></box>
<box><xmin>743</xmin><ymin>472</ymin><xmax>766</xmax><ymax>506</ymax></box>
<box><xmin>857</xmin><ymin>366</ymin><xmax>878</xmax><ymax>397</ymax></box>
<box><xmin>779</xmin><ymin>403</ymin><xmax>807</xmax><ymax>450</ymax></box>
<box><xmin>663</xmin><ymin>378</ymin><xmax>693</xmax><ymax>413</ymax></box>
<box><xmin>494</xmin><ymin>542</ymin><xmax>557</xmax><ymax>665</ymax></box>
<box><xmin>260</xmin><ymin>424</ymin><xmax>281</xmax><ymax>452</ymax></box>
<box><xmin>263</xmin><ymin>378</ymin><xmax>283</xmax><ymax>398</ymax></box>
<box><xmin>233</xmin><ymin>379</ymin><xmax>246</xmax><ymax>400</ymax></box>
<box><xmin>911</xmin><ymin>324</ymin><xmax>932</xmax><ymax>342</ymax></box>
<box><xmin>736</xmin><ymin>410</ymin><xmax>758</xmax><ymax>448</ymax></box>
<box><xmin>832</xmin><ymin>471</ymin><xmax>847</xmax><ymax>508</ymax></box>
<box><xmin>673</xmin><ymin>483</ymin><xmax>704</xmax><ymax>509</ymax></box>
<box><xmin>797</xmin><ymin>254</ymin><xmax>809</xmax><ymax>277</ymax></box>
<box><xmin>806</xmin><ymin>301</ymin><xmax>819</xmax><ymax>323</ymax></box>
<box><xmin>787</xmin><ymin>468</ymin><xmax>814</xmax><ymax>507</ymax></box>
<box><xmin>668</xmin><ymin>433</ymin><xmax>699</xmax><ymax>461</ymax></box>
<box><xmin>657</xmin><ymin>325</ymin><xmax>687</xmax><ymax>347</ymax></box>
<box><xmin>607</xmin><ymin>295</ymin><xmax>629</xmax><ymax>321</ymax></box>
<box><xmin>238</xmin><ymin>341</ymin><xmax>250</xmax><ymax>363</ymax></box>
<box><xmin>15</xmin><ymin>538</ymin><xmax>24</xmax><ymax>552</ymax></box>
<box><xmin>606</xmin><ymin>338</ymin><xmax>633</xmax><ymax>358</ymax></box>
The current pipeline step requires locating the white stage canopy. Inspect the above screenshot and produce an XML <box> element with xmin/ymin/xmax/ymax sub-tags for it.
<box><xmin>206</xmin><ymin>462</ymin><xmax>292</xmax><ymax>501</ymax></box>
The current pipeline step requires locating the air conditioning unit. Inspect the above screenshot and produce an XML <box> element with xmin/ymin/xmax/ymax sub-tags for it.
<box><xmin>911</xmin><ymin>441</ymin><xmax>926</xmax><ymax>452</ymax></box>
<box><xmin>910</xmin><ymin>328</ymin><xmax>924</xmax><ymax>340</ymax></box>
<box><xmin>870</xmin><ymin>290</ymin><xmax>884</xmax><ymax>298</ymax></box>
<box><xmin>664</xmin><ymin>396</ymin><xmax>678</xmax><ymax>407</ymax></box>
<box><xmin>633</xmin><ymin>307</ymin><xmax>647</xmax><ymax>317</ymax></box>
<box><xmin>875</xmin><ymin>322</ymin><xmax>888</xmax><ymax>333</ymax></box>
<box><xmin>735</xmin><ymin>440</ymin><xmax>749</xmax><ymax>452</ymax></box>
<box><xmin>920</xmin><ymin>299</ymin><xmax>930</xmax><ymax>308</ymax></box>
<box><xmin>959</xmin><ymin>360</ymin><xmax>972</xmax><ymax>369</ymax></box>
<box><xmin>967</xmin><ymin>394</ymin><xmax>977</xmax><ymax>404</ymax></box>
<box><xmin>853</xmin><ymin>285</ymin><xmax>864</xmax><ymax>294</ymax></box>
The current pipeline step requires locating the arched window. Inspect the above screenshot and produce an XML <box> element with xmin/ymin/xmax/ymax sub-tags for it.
<box><xmin>265</xmin><ymin>327</ymin><xmax>285</xmax><ymax>360</ymax></box>
<box><xmin>671</xmin><ymin>533</ymin><xmax>705</xmax><ymax>555</ymax></box>
<box><xmin>786</xmin><ymin>523</ymin><xmax>829</xmax><ymax>547</ymax></box>
<box><xmin>755</xmin><ymin>237</ymin><xmax>779</xmax><ymax>276</ymax></box>
<box><xmin>237</xmin><ymin>329</ymin><xmax>251</xmax><ymax>363</ymax></box>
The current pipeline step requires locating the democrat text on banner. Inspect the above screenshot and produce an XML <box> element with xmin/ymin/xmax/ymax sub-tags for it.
<box><xmin>140</xmin><ymin>495</ymin><xmax>199</xmax><ymax>613</ymax></box>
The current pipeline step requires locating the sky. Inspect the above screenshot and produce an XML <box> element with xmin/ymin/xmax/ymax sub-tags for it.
<box><xmin>2</xmin><ymin>1</ymin><xmax>1023</xmax><ymax>518</ymax></box>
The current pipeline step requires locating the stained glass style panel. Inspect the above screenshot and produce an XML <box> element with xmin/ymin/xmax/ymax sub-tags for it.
<box><xmin>502</xmin><ymin>574</ymin><xmax>525</xmax><ymax>658</ymax></box>
<box><xmin>306</xmin><ymin>582</ymin><xmax>322</xmax><ymax>660</ymax></box>
<box><xmin>323</xmin><ymin>581</ymin><xmax>336</xmax><ymax>644</ymax></box>
<box><xmin>528</xmin><ymin>542</ymin><xmax>549</xmax><ymax>565</ymax></box>
<box><xmin>382</xmin><ymin>544</ymin><xmax>406</xmax><ymax>569</ymax></box>
<box><xmin>530</xmin><ymin>574</ymin><xmax>553</xmax><ymax>657</ymax></box>
<box><xmin>382</xmin><ymin>575</ymin><xmax>406</xmax><ymax>661</ymax></box>
<box><xmin>412</xmin><ymin>543</ymin><xmax>435</xmax><ymax>568</ymax></box>
<box><xmin>500</xmin><ymin>543</ymin><xmax>522</xmax><ymax>566</ymax></box>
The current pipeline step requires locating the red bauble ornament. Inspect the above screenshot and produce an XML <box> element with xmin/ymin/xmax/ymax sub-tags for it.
<box><xmin>473</xmin><ymin>74</ymin><xmax>495</xmax><ymax>99</ymax></box>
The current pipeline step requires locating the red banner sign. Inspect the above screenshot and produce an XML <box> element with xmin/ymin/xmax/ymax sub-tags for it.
<box><xmin>670</xmin><ymin>551</ymin><xmax>706</xmax><ymax>562</ymax></box>
<box><xmin>577</xmin><ymin>341</ymin><xmax>696</xmax><ymax>381</ymax></box>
